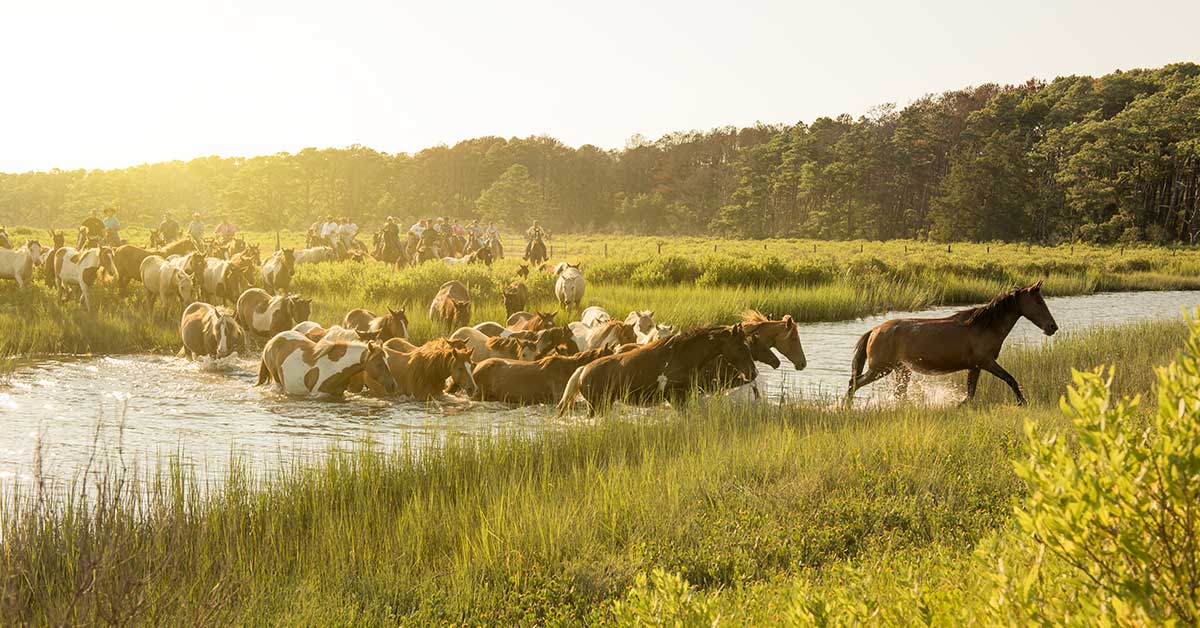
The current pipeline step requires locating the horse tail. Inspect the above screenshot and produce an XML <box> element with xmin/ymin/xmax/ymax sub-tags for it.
<box><xmin>849</xmin><ymin>330</ymin><xmax>871</xmax><ymax>388</ymax></box>
<box><xmin>555</xmin><ymin>365</ymin><xmax>587</xmax><ymax>417</ymax></box>
<box><xmin>256</xmin><ymin>359</ymin><xmax>271</xmax><ymax>386</ymax></box>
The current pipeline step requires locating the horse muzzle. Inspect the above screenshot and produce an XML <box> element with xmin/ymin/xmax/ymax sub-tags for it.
<box><xmin>1044</xmin><ymin>322</ymin><xmax>1059</xmax><ymax>336</ymax></box>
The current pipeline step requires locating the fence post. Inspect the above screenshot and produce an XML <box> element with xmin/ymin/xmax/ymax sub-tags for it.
<box><xmin>859</xmin><ymin>243</ymin><xmax>864</xmax><ymax>253</ymax></box>
<box><xmin>812</xmin><ymin>244</ymin><xmax>816</xmax><ymax>253</ymax></box>
<box><xmin>657</xmin><ymin>242</ymin><xmax>663</xmax><ymax>255</ymax></box>
<box><xmin>986</xmin><ymin>245</ymin><xmax>990</xmax><ymax>253</ymax></box>
<box><xmin>713</xmin><ymin>244</ymin><xmax>717</xmax><ymax>253</ymax></box>
<box><xmin>604</xmin><ymin>243</ymin><xmax>608</xmax><ymax>258</ymax></box>
<box><xmin>550</xmin><ymin>245</ymin><xmax>554</xmax><ymax>258</ymax></box>
<box><xmin>947</xmin><ymin>244</ymin><xmax>951</xmax><ymax>253</ymax></box>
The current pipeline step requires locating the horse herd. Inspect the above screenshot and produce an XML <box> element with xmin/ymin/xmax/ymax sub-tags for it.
<box><xmin>0</xmin><ymin>226</ymin><xmax>1061</xmax><ymax>411</ymax></box>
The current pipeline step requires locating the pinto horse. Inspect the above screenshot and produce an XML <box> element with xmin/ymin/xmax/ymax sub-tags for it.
<box><xmin>261</xmin><ymin>249</ymin><xmax>296</xmax><ymax>295</ymax></box>
<box><xmin>54</xmin><ymin>246</ymin><xmax>117</xmax><ymax>311</ymax></box>
<box><xmin>236</xmin><ymin>288</ymin><xmax>312</xmax><ymax>345</ymax></box>
<box><xmin>112</xmin><ymin>238</ymin><xmax>196</xmax><ymax>291</ymax></box>
<box><xmin>256</xmin><ymin>331</ymin><xmax>391</xmax><ymax>398</ymax></box>
<box><xmin>557</xmin><ymin>324</ymin><xmax>756</xmax><ymax>417</ymax></box>
<box><xmin>179</xmin><ymin>302</ymin><xmax>245</xmax><ymax>360</ymax></box>
<box><xmin>343</xmin><ymin>307</ymin><xmax>409</xmax><ymax>341</ymax></box>
<box><xmin>845</xmin><ymin>281</ymin><xmax>1058</xmax><ymax>406</ymax></box>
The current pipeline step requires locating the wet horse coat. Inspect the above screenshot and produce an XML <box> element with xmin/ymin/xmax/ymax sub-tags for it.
<box><xmin>256</xmin><ymin>331</ymin><xmax>389</xmax><ymax>397</ymax></box>
<box><xmin>236</xmin><ymin>288</ymin><xmax>312</xmax><ymax>344</ymax></box>
<box><xmin>474</xmin><ymin>348</ymin><xmax>613</xmax><ymax>404</ymax></box>
<box><xmin>179</xmin><ymin>302</ymin><xmax>245</xmax><ymax>359</ymax></box>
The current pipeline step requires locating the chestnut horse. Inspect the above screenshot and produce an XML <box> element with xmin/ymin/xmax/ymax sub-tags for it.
<box><xmin>506</xmin><ymin>310</ymin><xmax>556</xmax><ymax>332</ymax></box>
<box><xmin>343</xmin><ymin>307</ymin><xmax>409</xmax><ymax>341</ymax></box>
<box><xmin>380</xmin><ymin>338</ymin><xmax>477</xmax><ymax>400</ymax></box>
<box><xmin>699</xmin><ymin>311</ymin><xmax>807</xmax><ymax>398</ymax></box>
<box><xmin>556</xmin><ymin>324</ymin><xmax>756</xmax><ymax>417</ymax></box>
<box><xmin>845</xmin><ymin>281</ymin><xmax>1058</xmax><ymax>406</ymax></box>
<box><xmin>474</xmin><ymin>347</ymin><xmax>614</xmax><ymax>404</ymax></box>
<box><xmin>502</xmin><ymin>282</ymin><xmax>528</xmax><ymax>317</ymax></box>
<box><xmin>429</xmin><ymin>280</ymin><xmax>471</xmax><ymax>330</ymax></box>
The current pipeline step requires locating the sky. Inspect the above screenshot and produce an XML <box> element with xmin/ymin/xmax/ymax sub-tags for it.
<box><xmin>1</xmin><ymin>0</ymin><xmax>1197</xmax><ymax>173</ymax></box>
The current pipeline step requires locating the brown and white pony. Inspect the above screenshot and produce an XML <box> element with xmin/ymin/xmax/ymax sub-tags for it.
<box><xmin>442</xmin><ymin>247</ymin><xmax>493</xmax><ymax>267</ymax></box>
<box><xmin>201</xmin><ymin>256</ymin><xmax>248</xmax><ymax>306</ymax></box>
<box><xmin>112</xmin><ymin>238</ymin><xmax>196</xmax><ymax>291</ymax></box>
<box><xmin>557</xmin><ymin>325</ymin><xmax>757</xmax><ymax>417</ymax></box>
<box><xmin>236</xmin><ymin>288</ymin><xmax>312</xmax><ymax>345</ymax></box>
<box><xmin>506</xmin><ymin>310</ymin><xmax>557</xmax><ymax>332</ymax></box>
<box><xmin>448</xmin><ymin>327</ymin><xmax>540</xmax><ymax>362</ymax></box>
<box><xmin>0</xmin><ymin>240</ymin><xmax>44</xmax><ymax>288</ymax></box>
<box><xmin>343</xmin><ymin>307</ymin><xmax>409</xmax><ymax>341</ymax></box>
<box><xmin>261</xmin><ymin>249</ymin><xmax>296</xmax><ymax>295</ymax></box>
<box><xmin>256</xmin><ymin>331</ymin><xmax>391</xmax><ymax>397</ymax></box>
<box><xmin>179</xmin><ymin>302</ymin><xmax>245</xmax><ymax>360</ymax></box>
<box><xmin>568</xmin><ymin>319</ymin><xmax>638</xmax><ymax>352</ymax></box>
<box><xmin>429</xmin><ymin>280</ymin><xmax>471</xmax><ymax>330</ymax></box>
<box><xmin>380</xmin><ymin>339</ymin><xmax>477</xmax><ymax>400</ymax></box>
<box><xmin>54</xmin><ymin>246</ymin><xmax>117</xmax><ymax>311</ymax></box>
<box><xmin>139</xmin><ymin>255</ymin><xmax>198</xmax><ymax>317</ymax></box>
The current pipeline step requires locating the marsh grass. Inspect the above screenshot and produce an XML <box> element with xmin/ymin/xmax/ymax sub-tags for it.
<box><xmin>0</xmin><ymin>317</ymin><xmax>1187</xmax><ymax>625</ymax></box>
<box><xmin>5</xmin><ymin>227</ymin><xmax>1200</xmax><ymax>357</ymax></box>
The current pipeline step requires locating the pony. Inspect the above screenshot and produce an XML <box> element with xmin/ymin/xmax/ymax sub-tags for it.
<box><xmin>624</xmin><ymin>310</ymin><xmax>657</xmax><ymax>342</ymax></box>
<box><xmin>139</xmin><ymin>255</ymin><xmax>198</xmax><ymax>317</ymax></box>
<box><xmin>429</xmin><ymin>280</ymin><xmax>471</xmax><ymax>330</ymax></box>
<box><xmin>42</xmin><ymin>229</ymin><xmax>66</xmax><ymax>287</ymax></box>
<box><xmin>487</xmin><ymin>232</ymin><xmax>504</xmax><ymax>260</ymax></box>
<box><xmin>261</xmin><ymin>248</ymin><xmax>296</xmax><ymax>295</ymax></box>
<box><xmin>448</xmin><ymin>327</ymin><xmax>540</xmax><ymax>361</ymax></box>
<box><xmin>380</xmin><ymin>339</ymin><xmax>477</xmax><ymax>400</ymax></box>
<box><xmin>236</xmin><ymin>288</ymin><xmax>312</xmax><ymax>345</ymax></box>
<box><xmin>568</xmin><ymin>319</ymin><xmax>638</xmax><ymax>352</ymax></box>
<box><xmin>167</xmin><ymin>251</ymin><xmax>208</xmax><ymax>284</ymax></box>
<box><xmin>473</xmin><ymin>347</ymin><xmax>615</xmax><ymax>404</ymax></box>
<box><xmin>0</xmin><ymin>240</ymin><xmax>44</xmax><ymax>288</ymax></box>
<box><xmin>256</xmin><ymin>331</ymin><xmax>391</xmax><ymax>398</ymax></box>
<box><xmin>502</xmin><ymin>282</ymin><xmax>528</xmax><ymax>317</ymax></box>
<box><xmin>54</xmin><ymin>246</ymin><xmax>117</xmax><ymax>311</ymax></box>
<box><xmin>294</xmin><ymin>246</ymin><xmax>337</xmax><ymax>265</ymax></box>
<box><xmin>699</xmin><ymin>311</ymin><xmax>807</xmax><ymax>399</ymax></box>
<box><xmin>506</xmin><ymin>311</ymin><xmax>557</xmax><ymax>332</ymax></box>
<box><xmin>178</xmin><ymin>302</ymin><xmax>245</xmax><ymax>360</ymax></box>
<box><xmin>296</xmin><ymin>324</ymin><xmax>378</xmax><ymax>343</ymax></box>
<box><xmin>76</xmin><ymin>216</ymin><xmax>105</xmax><ymax>248</ymax></box>
<box><xmin>0</xmin><ymin>227</ymin><xmax>11</xmax><ymax>249</ymax></box>
<box><xmin>554</xmin><ymin>263</ymin><xmax>585</xmax><ymax>309</ymax></box>
<box><xmin>472</xmin><ymin>321</ymin><xmax>506</xmax><ymax>337</ymax></box>
<box><xmin>343</xmin><ymin>307</ymin><xmax>409</xmax><ymax>341</ymax></box>
<box><xmin>557</xmin><ymin>325</ymin><xmax>756</xmax><ymax>417</ymax></box>
<box><xmin>846</xmin><ymin>281</ymin><xmax>1058</xmax><ymax>406</ymax></box>
<box><xmin>515</xmin><ymin>263</ymin><xmax>529</xmax><ymax>279</ymax></box>
<box><xmin>524</xmin><ymin>232</ymin><xmax>548</xmax><ymax>267</ymax></box>
<box><xmin>442</xmin><ymin>247</ymin><xmax>493</xmax><ymax>267</ymax></box>
<box><xmin>201</xmin><ymin>257</ymin><xmax>246</xmax><ymax>306</ymax></box>
<box><xmin>372</xmin><ymin>226</ymin><xmax>406</xmax><ymax>265</ymax></box>
<box><xmin>112</xmin><ymin>238</ymin><xmax>197</xmax><ymax>291</ymax></box>
<box><xmin>580</xmin><ymin>306</ymin><xmax>611</xmax><ymax>328</ymax></box>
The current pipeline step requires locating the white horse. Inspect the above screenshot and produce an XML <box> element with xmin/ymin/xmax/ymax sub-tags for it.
<box><xmin>0</xmin><ymin>240</ymin><xmax>44</xmax><ymax>288</ymax></box>
<box><xmin>294</xmin><ymin>246</ymin><xmax>337</xmax><ymax>265</ymax></box>
<box><xmin>580</xmin><ymin>305</ymin><xmax>611</xmax><ymax>328</ymax></box>
<box><xmin>54</xmin><ymin>246</ymin><xmax>117</xmax><ymax>311</ymax></box>
<box><xmin>140</xmin><ymin>255</ymin><xmax>196</xmax><ymax>316</ymax></box>
<box><xmin>554</xmin><ymin>263</ymin><xmax>585</xmax><ymax>309</ymax></box>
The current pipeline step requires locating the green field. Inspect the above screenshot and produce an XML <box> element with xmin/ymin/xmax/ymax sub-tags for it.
<box><xmin>1</xmin><ymin>315</ymin><xmax>1196</xmax><ymax>625</ymax></box>
<box><xmin>4</xmin><ymin>225</ymin><xmax>1200</xmax><ymax>357</ymax></box>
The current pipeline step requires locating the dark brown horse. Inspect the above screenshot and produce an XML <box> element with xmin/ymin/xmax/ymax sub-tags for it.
<box><xmin>502</xmin><ymin>282</ymin><xmax>528</xmax><ymax>317</ymax></box>
<box><xmin>506</xmin><ymin>310</ymin><xmax>556</xmax><ymax>332</ymax></box>
<box><xmin>556</xmin><ymin>324</ymin><xmax>756</xmax><ymax>416</ymax></box>
<box><xmin>42</xmin><ymin>229</ymin><xmax>66</xmax><ymax>287</ymax></box>
<box><xmin>429</xmin><ymin>280</ymin><xmax>471</xmax><ymax>330</ymax></box>
<box><xmin>846</xmin><ymin>281</ymin><xmax>1058</xmax><ymax>406</ymax></box>
<box><xmin>474</xmin><ymin>347</ymin><xmax>614</xmax><ymax>404</ymax></box>
<box><xmin>343</xmin><ymin>307</ymin><xmax>409</xmax><ymax>341</ymax></box>
<box><xmin>700</xmin><ymin>311</ymin><xmax>807</xmax><ymax>397</ymax></box>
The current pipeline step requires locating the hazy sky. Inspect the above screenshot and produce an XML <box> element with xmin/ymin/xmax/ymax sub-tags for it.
<box><xmin>1</xmin><ymin>0</ymin><xmax>1197</xmax><ymax>173</ymax></box>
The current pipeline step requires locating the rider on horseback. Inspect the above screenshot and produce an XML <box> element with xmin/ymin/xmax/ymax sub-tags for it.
<box><xmin>524</xmin><ymin>220</ymin><xmax>547</xmax><ymax>259</ymax></box>
<box><xmin>102</xmin><ymin>207</ymin><xmax>124</xmax><ymax>246</ymax></box>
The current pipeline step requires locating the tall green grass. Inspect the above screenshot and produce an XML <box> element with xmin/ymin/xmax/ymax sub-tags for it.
<box><xmin>0</xmin><ymin>316</ymin><xmax>1188</xmax><ymax>625</ymax></box>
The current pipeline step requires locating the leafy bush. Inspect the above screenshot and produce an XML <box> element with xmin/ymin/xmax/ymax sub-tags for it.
<box><xmin>610</xmin><ymin>569</ymin><xmax>719</xmax><ymax>628</ymax></box>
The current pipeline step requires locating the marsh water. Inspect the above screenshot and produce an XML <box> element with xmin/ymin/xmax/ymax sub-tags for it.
<box><xmin>2</xmin><ymin>290</ymin><xmax>1198</xmax><ymax>488</ymax></box>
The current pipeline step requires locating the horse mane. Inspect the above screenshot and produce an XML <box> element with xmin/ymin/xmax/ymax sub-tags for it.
<box><xmin>486</xmin><ymin>336</ymin><xmax>521</xmax><ymax>352</ymax></box>
<box><xmin>665</xmin><ymin>325</ymin><xmax>728</xmax><ymax>348</ymax></box>
<box><xmin>406</xmin><ymin>344</ymin><xmax>458</xmax><ymax>394</ymax></box>
<box><xmin>741</xmin><ymin>310</ymin><xmax>769</xmax><ymax>324</ymax></box>
<box><xmin>953</xmin><ymin>288</ymin><xmax>1022</xmax><ymax>327</ymax></box>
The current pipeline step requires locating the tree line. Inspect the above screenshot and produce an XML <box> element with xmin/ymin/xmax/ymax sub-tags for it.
<box><xmin>2</xmin><ymin>62</ymin><xmax>1197</xmax><ymax>243</ymax></box>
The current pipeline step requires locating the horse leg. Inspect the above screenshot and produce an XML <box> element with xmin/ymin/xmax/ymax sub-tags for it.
<box><xmin>980</xmin><ymin>360</ymin><xmax>1026</xmax><ymax>405</ymax></box>
<box><xmin>845</xmin><ymin>366</ymin><xmax>892</xmax><ymax>405</ymax></box>
<box><xmin>960</xmin><ymin>368</ymin><xmax>981</xmax><ymax>405</ymax></box>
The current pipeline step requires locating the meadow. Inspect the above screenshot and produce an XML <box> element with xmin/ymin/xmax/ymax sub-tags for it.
<box><xmin>0</xmin><ymin>313</ymin><xmax>1194</xmax><ymax>625</ymax></box>
<box><xmin>5</xmin><ymin>224</ymin><xmax>1200</xmax><ymax>357</ymax></box>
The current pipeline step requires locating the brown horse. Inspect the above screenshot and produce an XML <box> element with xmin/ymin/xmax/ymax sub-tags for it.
<box><xmin>429</xmin><ymin>281</ymin><xmax>471</xmax><ymax>330</ymax></box>
<box><xmin>474</xmin><ymin>347</ymin><xmax>614</xmax><ymax>404</ymax></box>
<box><xmin>178</xmin><ymin>302</ymin><xmax>245</xmax><ymax>360</ymax></box>
<box><xmin>380</xmin><ymin>338</ymin><xmax>477</xmax><ymax>400</ymax></box>
<box><xmin>502</xmin><ymin>282</ymin><xmax>528</xmax><ymax>317</ymax></box>
<box><xmin>846</xmin><ymin>281</ymin><xmax>1058</xmax><ymax>406</ymax></box>
<box><xmin>700</xmin><ymin>311</ymin><xmax>808</xmax><ymax>396</ymax></box>
<box><xmin>42</xmin><ymin>229</ymin><xmax>66</xmax><ymax>287</ymax></box>
<box><xmin>556</xmin><ymin>325</ymin><xmax>756</xmax><ymax>417</ymax></box>
<box><xmin>506</xmin><ymin>310</ymin><xmax>556</xmax><ymax>332</ymax></box>
<box><xmin>343</xmin><ymin>307</ymin><xmax>409</xmax><ymax>341</ymax></box>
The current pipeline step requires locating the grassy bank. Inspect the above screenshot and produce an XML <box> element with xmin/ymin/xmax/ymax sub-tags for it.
<box><xmin>4</xmin><ymin>225</ymin><xmax>1200</xmax><ymax>357</ymax></box>
<box><xmin>1</xmin><ymin>316</ymin><xmax>1189</xmax><ymax>625</ymax></box>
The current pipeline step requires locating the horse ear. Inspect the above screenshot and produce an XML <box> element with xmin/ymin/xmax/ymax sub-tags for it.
<box><xmin>1032</xmin><ymin>279</ymin><xmax>1043</xmax><ymax>291</ymax></box>
<box><xmin>784</xmin><ymin>314</ymin><xmax>794</xmax><ymax>326</ymax></box>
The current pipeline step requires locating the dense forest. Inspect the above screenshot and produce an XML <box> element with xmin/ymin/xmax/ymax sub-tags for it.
<box><xmin>2</xmin><ymin>62</ymin><xmax>1197</xmax><ymax>243</ymax></box>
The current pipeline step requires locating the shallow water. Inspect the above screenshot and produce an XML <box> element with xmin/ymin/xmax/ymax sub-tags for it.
<box><xmin>2</xmin><ymin>290</ymin><xmax>1198</xmax><ymax>487</ymax></box>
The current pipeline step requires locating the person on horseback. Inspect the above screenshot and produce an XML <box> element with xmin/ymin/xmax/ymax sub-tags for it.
<box><xmin>339</xmin><ymin>216</ymin><xmax>358</xmax><ymax>251</ymax></box>
<box><xmin>214</xmin><ymin>214</ymin><xmax>237</xmax><ymax>244</ymax></box>
<box><xmin>524</xmin><ymin>220</ymin><xmax>547</xmax><ymax>259</ymax></box>
<box><xmin>187</xmin><ymin>212</ymin><xmax>205</xmax><ymax>242</ymax></box>
<box><xmin>159</xmin><ymin>213</ymin><xmax>180</xmax><ymax>242</ymax></box>
<box><xmin>409</xmin><ymin>218</ymin><xmax>427</xmax><ymax>237</ymax></box>
<box><xmin>102</xmin><ymin>207</ymin><xmax>124</xmax><ymax>245</ymax></box>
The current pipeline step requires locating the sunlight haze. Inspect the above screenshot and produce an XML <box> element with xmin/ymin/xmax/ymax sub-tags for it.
<box><xmin>1</xmin><ymin>0</ymin><xmax>1196</xmax><ymax>173</ymax></box>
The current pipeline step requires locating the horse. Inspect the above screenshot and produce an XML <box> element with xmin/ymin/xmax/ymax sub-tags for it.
<box><xmin>178</xmin><ymin>302</ymin><xmax>245</xmax><ymax>360</ymax></box>
<box><xmin>556</xmin><ymin>324</ymin><xmax>757</xmax><ymax>417</ymax></box>
<box><xmin>256</xmin><ymin>331</ymin><xmax>391</xmax><ymax>398</ymax></box>
<box><xmin>0</xmin><ymin>240</ymin><xmax>44</xmax><ymax>288</ymax></box>
<box><xmin>294</xmin><ymin>246</ymin><xmax>337</xmax><ymax>265</ymax></box>
<box><xmin>473</xmin><ymin>321</ymin><xmax>506</xmax><ymax>337</ymax></box>
<box><xmin>568</xmin><ymin>320</ymin><xmax>638</xmax><ymax>352</ymax></box>
<box><xmin>201</xmin><ymin>257</ymin><xmax>247</xmax><ymax>306</ymax></box>
<box><xmin>76</xmin><ymin>217</ymin><xmax>105</xmax><ymax>249</ymax></box>
<box><xmin>236</xmin><ymin>288</ymin><xmax>312</xmax><ymax>346</ymax></box>
<box><xmin>0</xmin><ymin>227</ymin><xmax>11</xmax><ymax>249</ymax></box>
<box><xmin>487</xmin><ymin>233</ymin><xmax>504</xmax><ymax>260</ymax></box>
<box><xmin>148</xmin><ymin>228</ymin><xmax>167</xmax><ymax>248</ymax></box>
<box><xmin>845</xmin><ymin>281</ymin><xmax>1058</xmax><ymax>406</ymax></box>
<box><xmin>139</xmin><ymin>255</ymin><xmax>198</xmax><ymax>317</ymax></box>
<box><xmin>296</xmin><ymin>324</ymin><xmax>377</xmax><ymax>343</ymax></box>
<box><xmin>429</xmin><ymin>280</ymin><xmax>471</xmax><ymax>330</ymax></box>
<box><xmin>525</xmin><ymin>233</ymin><xmax>548</xmax><ymax>267</ymax></box>
<box><xmin>379</xmin><ymin>338</ymin><xmax>477</xmax><ymax>400</ymax></box>
<box><xmin>41</xmin><ymin>229</ymin><xmax>66</xmax><ymax>287</ymax></box>
<box><xmin>624</xmin><ymin>311</ymin><xmax>657</xmax><ymax>342</ymax></box>
<box><xmin>554</xmin><ymin>263</ymin><xmax>585</xmax><ymax>309</ymax></box>
<box><xmin>112</xmin><ymin>238</ymin><xmax>197</xmax><ymax>291</ymax></box>
<box><xmin>343</xmin><ymin>307</ymin><xmax>409</xmax><ymax>341</ymax></box>
<box><xmin>502</xmin><ymin>282</ymin><xmax>528</xmax><ymax>317</ymax></box>
<box><xmin>261</xmin><ymin>249</ymin><xmax>296</xmax><ymax>295</ymax></box>
<box><xmin>580</xmin><ymin>306</ymin><xmax>611</xmax><ymax>328</ymax></box>
<box><xmin>442</xmin><ymin>247</ymin><xmax>493</xmax><ymax>267</ymax></box>
<box><xmin>515</xmin><ymin>263</ymin><xmax>529</xmax><ymax>279</ymax></box>
<box><xmin>54</xmin><ymin>246</ymin><xmax>117</xmax><ymax>311</ymax></box>
<box><xmin>506</xmin><ymin>311</ymin><xmax>557</xmax><ymax>332</ymax></box>
<box><xmin>473</xmin><ymin>348</ymin><xmax>615</xmax><ymax>404</ymax></box>
<box><xmin>699</xmin><ymin>311</ymin><xmax>807</xmax><ymax>399</ymax></box>
<box><xmin>448</xmin><ymin>327</ymin><xmax>540</xmax><ymax>362</ymax></box>
<box><xmin>372</xmin><ymin>227</ymin><xmax>405</xmax><ymax>265</ymax></box>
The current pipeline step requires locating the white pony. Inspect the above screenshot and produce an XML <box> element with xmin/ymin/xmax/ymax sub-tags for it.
<box><xmin>554</xmin><ymin>263</ymin><xmax>585</xmax><ymax>309</ymax></box>
<box><xmin>0</xmin><ymin>240</ymin><xmax>44</xmax><ymax>288</ymax></box>
<box><xmin>580</xmin><ymin>305</ymin><xmax>611</xmax><ymax>328</ymax></box>
<box><xmin>54</xmin><ymin>246</ymin><xmax>117</xmax><ymax>311</ymax></box>
<box><xmin>140</xmin><ymin>255</ymin><xmax>196</xmax><ymax>316</ymax></box>
<box><xmin>293</xmin><ymin>246</ymin><xmax>337</xmax><ymax>265</ymax></box>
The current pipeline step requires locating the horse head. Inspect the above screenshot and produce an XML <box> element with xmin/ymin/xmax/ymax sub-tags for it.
<box><xmin>281</xmin><ymin>248</ymin><xmax>296</xmax><ymax>273</ymax></box>
<box><xmin>48</xmin><ymin>228</ymin><xmax>65</xmax><ymax>249</ymax></box>
<box><xmin>363</xmin><ymin>342</ymin><xmax>397</xmax><ymax>396</ymax></box>
<box><xmin>1018</xmin><ymin>280</ymin><xmax>1058</xmax><ymax>336</ymax></box>
<box><xmin>385</xmin><ymin>307</ymin><xmax>409</xmax><ymax>339</ymax></box>
<box><xmin>288</xmin><ymin>296</ymin><xmax>312</xmax><ymax>323</ymax></box>
<box><xmin>448</xmin><ymin>348</ymin><xmax>477</xmax><ymax>397</ymax></box>
<box><xmin>516</xmin><ymin>264</ymin><xmax>530</xmax><ymax>279</ymax></box>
